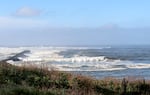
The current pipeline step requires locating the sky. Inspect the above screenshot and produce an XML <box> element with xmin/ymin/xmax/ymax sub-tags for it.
<box><xmin>0</xmin><ymin>0</ymin><xmax>150</xmax><ymax>46</ymax></box>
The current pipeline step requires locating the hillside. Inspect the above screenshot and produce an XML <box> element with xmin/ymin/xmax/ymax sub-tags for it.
<box><xmin>0</xmin><ymin>61</ymin><xmax>150</xmax><ymax>95</ymax></box>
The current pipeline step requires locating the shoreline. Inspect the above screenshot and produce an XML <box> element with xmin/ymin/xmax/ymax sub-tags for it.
<box><xmin>0</xmin><ymin>61</ymin><xmax>150</xmax><ymax>95</ymax></box>
<box><xmin>7</xmin><ymin>60</ymin><xmax>150</xmax><ymax>80</ymax></box>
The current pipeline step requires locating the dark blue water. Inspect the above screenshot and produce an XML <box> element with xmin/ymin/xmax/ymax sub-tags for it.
<box><xmin>58</xmin><ymin>45</ymin><xmax>150</xmax><ymax>79</ymax></box>
<box><xmin>59</xmin><ymin>45</ymin><xmax>150</xmax><ymax>63</ymax></box>
<box><xmin>2</xmin><ymin>45</ymin><xmax>150</xmax><ymax>79</ymax></box>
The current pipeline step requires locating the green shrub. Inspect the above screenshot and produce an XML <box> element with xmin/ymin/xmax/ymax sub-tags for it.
<box><xmin>0</xmin><ymin>61</ymin><xmax>150</xmax><ymax>95</ymax></box>
<box><xmin>55</xmin><ymin>73</ymin><xmax>70</xmax><ymax>89</ymax></box>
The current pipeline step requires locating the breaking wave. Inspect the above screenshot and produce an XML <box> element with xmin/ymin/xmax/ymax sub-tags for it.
<box><xmin>3</xmin><ymin>46</ymin><xmax>150</xmax><ymax>71</ymax></box>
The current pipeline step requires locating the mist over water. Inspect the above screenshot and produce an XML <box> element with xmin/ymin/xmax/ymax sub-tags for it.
<box><xmin>1</xmin><ymin>45</ymin><xmax>150</xmax><ymax>79</ymax></box>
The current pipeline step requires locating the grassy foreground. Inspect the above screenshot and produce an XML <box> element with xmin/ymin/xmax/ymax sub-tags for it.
<box><xmin>0</xmin><ymin>61</ymin><xmax>150</xmax><ymax>95</ymax></box>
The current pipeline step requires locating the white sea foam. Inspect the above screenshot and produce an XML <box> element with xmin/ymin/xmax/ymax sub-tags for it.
<box><xmin>126</xmin><ymin>63</ymin><xmax>150</xmax><ymax>69</ymax></box>
<box><xmin>0</xmin><ymin>47</ymin><xmax>24</xmax><ymax>60</ymax></box>
<box><xmin>1</xmin><ymin>46</ymin><xmax>150</xmax><ymax>71</ymax></box>
<box><xmin>22</xmin><ymin>56</ymin><xmax>107</xmax><ymax>62</ymax></box>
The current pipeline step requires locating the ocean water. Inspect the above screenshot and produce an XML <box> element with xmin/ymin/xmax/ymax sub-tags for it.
<box><xmin>0</xmin><ymin>45</ymin><xmax>150</xmax><ymax>79</ymax></box>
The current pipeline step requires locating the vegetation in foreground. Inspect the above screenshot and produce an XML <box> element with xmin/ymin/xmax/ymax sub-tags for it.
<box><xmin>0</xmin><ymin>61</ymin><xmax>150</xmax><ymax>95</ymax></box>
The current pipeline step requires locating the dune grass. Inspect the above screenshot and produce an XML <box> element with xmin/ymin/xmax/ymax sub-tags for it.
<box><xmin>0</xmin><ymin>61</ymin><xmax>150</xmax><ymax>95</ymax></box>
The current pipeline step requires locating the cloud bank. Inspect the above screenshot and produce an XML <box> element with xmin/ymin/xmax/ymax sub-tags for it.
<box><xmin>0</xmin><ymin>16</ymin><xmax>49</xmax><ymax>31</ymax></box>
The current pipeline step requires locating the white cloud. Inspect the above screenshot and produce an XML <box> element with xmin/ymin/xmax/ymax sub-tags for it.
<box><xmin>14</xmin><ymin>7</ymin><xmax>42</xmax><ymax>17</ymax></box>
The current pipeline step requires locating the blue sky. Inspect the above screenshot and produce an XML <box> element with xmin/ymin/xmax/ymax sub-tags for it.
<box><xmin>0</xmin><ymin>0</ymin><xmax>150</xmax><ymax>46</ymax></box>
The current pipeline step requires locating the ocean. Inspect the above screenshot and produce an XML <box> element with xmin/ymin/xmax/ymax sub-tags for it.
<box><xmin>0</xmin><ymin>45</ymin><xmax>150</xmax><ymax>79</ymax></box>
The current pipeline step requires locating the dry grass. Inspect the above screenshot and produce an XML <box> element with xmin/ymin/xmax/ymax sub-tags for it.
<box><xmin>0</xmin><ymin>61</ymin><xmax>150</xmax><ymax>95</ymax></box>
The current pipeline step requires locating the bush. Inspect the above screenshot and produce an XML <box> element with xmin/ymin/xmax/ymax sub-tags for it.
<box><xmin>0</xmin><ymin>61</ymin><xmax>150</xmax><ymax>95</ymax></box>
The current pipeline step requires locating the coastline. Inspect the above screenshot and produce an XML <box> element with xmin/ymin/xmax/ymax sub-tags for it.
<box><xmin>0</xmin><ymin>61</ymin><xmax>150</xmax><ymax>95</ymax></box>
